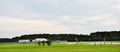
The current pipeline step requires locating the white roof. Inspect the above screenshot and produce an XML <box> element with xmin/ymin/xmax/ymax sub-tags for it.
<box><xmin>18</xmin><ymin>39</ymin><xmax>30</xmax><ymax>42</ymax></box>
<box><xmin>32</xmin><ymin>38</ymin><xmax>48</xmax><ymax>42</ymax></box>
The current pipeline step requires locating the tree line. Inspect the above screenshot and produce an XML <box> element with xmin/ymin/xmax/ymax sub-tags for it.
<box><xmin>0</xmin><ymin>31</ymin><xmax>120</xmax><ymax>42</ymax></box>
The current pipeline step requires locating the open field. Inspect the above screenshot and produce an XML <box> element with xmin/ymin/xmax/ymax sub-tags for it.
<box><xmin>0</xmin><ymin>43</ymin><xmax>120</xmax><ymax>52</ymax></box>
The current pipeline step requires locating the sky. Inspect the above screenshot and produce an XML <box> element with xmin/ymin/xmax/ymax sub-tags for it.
<box><xmin>0</xmin><ymin>0</ymin><xmax>120</xmax><ymax>38</ymax></box>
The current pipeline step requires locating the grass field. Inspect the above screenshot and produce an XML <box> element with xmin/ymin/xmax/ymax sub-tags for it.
<box><xmin>0</xmin><ymin>43</ymin><xmax>120</xmax><ymax>52</ymax></box>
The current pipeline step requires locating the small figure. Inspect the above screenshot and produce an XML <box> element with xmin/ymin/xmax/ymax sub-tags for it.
<box><xmin>37</xmin><ymin>41</ymin><xmax>41</xmax><ymax>46</ymax></box>
<box><xmin>41</xmin><ymin>41</ymin><xmax>46</xmax><ymax>46</ymax></box>
<box><xmin>46</xmin><ymin>40</ymin><xmax>52</xmax><ymax>46</ymax></box>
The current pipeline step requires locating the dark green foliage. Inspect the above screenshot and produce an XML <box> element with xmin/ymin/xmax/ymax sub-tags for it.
<box><xmin>0</xmin><ymin>38</ymin><xmax>14</xmax><ymax>42</ymax></box>
<box><xmin>90</xmin><ymin>31</ymin><xmax>120</xmax><ymax>41</ymax></box>
<box><xmin>0</xmin><ymin>31</ymin><xmax>120</xmax><ymax>42</ymax></box>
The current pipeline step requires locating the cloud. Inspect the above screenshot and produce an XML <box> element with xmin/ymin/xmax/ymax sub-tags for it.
<box><xmin>112</xmin><ymin>3</ymin><xmax>120</xmax><ymax>13</ymax></box>
<box><xmin>0</xmin><ymin>0</ymin><xmax>120</xmax><ymax>38</ymax></box>
<box><xmin>103</xmin><ymin>19</ymin><xmax>120</xmax><ymax>26</ymax></box>
<box><xmin>0</xmin><ymin>16</ymin><xmax>69</xmax><ymax>33</ymax></box>
<box><xmin>59</xmin><ymin>14</ymin><xmax>109</xmax><ymax>23</ymax></box>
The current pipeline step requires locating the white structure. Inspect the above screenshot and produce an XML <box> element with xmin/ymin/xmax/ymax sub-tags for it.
<box><xmin>52</xmin><ymin>40</ymin><xmax>67</xmax><ymax>44</ymax></box>
<box><xmin>32</xmin><ymin>38</ymin><xmax>48</xmax><ymax>42</ymax></box>
<box><xmin>18</xmin><ymin>40</ymin><xmax>30</xmax><ymax>43</ymax></box>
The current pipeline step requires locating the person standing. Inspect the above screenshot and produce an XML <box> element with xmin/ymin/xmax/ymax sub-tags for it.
<box><xmin>41</xmin><ymin>41</ymin><xmax>46</xmax><ymax>46</ymax></box>
<box><xmin>46</xmin><ymin>40</ymin><xmax>51</xmax><ymax>46</ymax></box>
<box><xmin>37</xmin><ymin>41</ymin><xmax>41</xmax><ymax>46</ymax></box>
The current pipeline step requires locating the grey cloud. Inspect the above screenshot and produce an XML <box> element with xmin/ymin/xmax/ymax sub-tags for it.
<box><xmin>0</xmin><ymin>0</ymin><xmax>120</xmax><ymax>38</ymax></box>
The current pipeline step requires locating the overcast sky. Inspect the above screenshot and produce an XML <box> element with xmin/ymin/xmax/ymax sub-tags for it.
<box><xmin>0</xmin><ymin>0</ymin><xmax>120</xmax><ymax>38</ymax></box>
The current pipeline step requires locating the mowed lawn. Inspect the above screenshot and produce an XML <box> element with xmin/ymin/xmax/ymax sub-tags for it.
<box><xmin>0</xmin><ymin>43</ymin><xmax>120</xmax><ymax>52</ymax></box>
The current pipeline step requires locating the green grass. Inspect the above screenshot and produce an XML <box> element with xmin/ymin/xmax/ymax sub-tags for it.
<box><xmin>0</xmin><ymin>43</ymin><xmax>120</xmax><ymax>52</ymax></box>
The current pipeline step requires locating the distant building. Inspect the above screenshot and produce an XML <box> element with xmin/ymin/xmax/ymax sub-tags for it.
<box><xmin>18</xmin><ymin>39</ymin><xmax>30</xmax><ymax>43</ymax></box>
<box><xmin>32</xmin><ymin>38</ymin><xmax>48</xmax><ymax>42</ymax></box>
<box><xmin>52</xmin><ymin>40</ymin><xmax>67</xmax><ymax>43</ymax></box>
